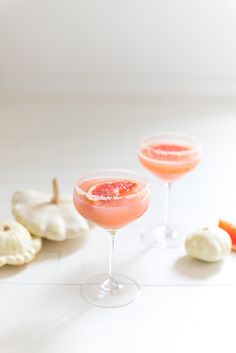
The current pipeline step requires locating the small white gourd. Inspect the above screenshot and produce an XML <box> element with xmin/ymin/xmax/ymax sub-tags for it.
<box><xmin>0</xmin><ymin>220</ymin><xmax>42</xmax><ymax>267</ymax></box>
<box><xmin>12</xmin><ymin>179</ymin><xmax>90</xmax><ymax>241</ymax></box>
<box><xmin>185</xmin><ymin>226</ymin><xmax>232</xmax><ymax>262</ymax></box>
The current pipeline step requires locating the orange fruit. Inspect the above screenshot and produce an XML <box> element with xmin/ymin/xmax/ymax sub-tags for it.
<box><xmin>218</xmin><ymin>219</ymin><xmax>236</xmax><ymax>252</ymax></box>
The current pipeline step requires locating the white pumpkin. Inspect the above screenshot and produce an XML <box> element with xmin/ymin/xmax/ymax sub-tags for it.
<box><xmin>185</xmin><ymin>226</ymin><xmax>232</xmax><ymax>262</ymax></box>
<box><xmin>12</xmin><ymin>179</ymin><xmax>90</xmax><ymax>241</ymax></box>
<box><xmin>0</xmin><ymin>220</ymin><xmax>42</xmax><ymax>267</ymax></box>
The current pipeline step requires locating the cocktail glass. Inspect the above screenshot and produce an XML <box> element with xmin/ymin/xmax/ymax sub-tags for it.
<box><xmin>138</xmin><ymin>132</ymin><xmax>202</xmax><ymax>248</ymax></box>
<box><xmin>73</xmin><ymin>169</ymin><xmax>149</xmax><ymax>308</ymax></box>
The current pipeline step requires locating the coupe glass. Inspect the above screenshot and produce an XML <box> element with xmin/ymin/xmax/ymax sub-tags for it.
<box><xmin>73</xmin><ymin>169</ymin><xmax>149</xmax><ymax>308</ymax></box>
<box><xmin>138</xmin><ymin>132</ymin><xmax>202</xmax><ymax>248</ymax></box>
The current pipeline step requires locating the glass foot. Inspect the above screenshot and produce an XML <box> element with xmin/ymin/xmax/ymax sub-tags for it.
<box><xmin>81</xmin><ymin>273</ymin><xmax>140</xmax><ymax>308</ymax></box>
<box><xmin>141</xmin><ymin>223</ymin><xmax>187</xmax><ymax>249</ymax></box>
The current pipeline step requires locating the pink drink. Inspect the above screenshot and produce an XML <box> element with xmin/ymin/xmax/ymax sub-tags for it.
<box><xmin>73</xmin><ymin>178</ymin><xmax>149</xmax><ymax>230</ymax></box>
<box><xmin>139</xmin><ymin>143</ymin><xmax>201</xmax><ymax>182</ymax></box>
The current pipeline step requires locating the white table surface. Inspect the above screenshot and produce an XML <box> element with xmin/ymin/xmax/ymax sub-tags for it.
<box><xmin>1</xmin><ymin>97</ymin><xmax>236</xmax><ymax>353</ymax></box>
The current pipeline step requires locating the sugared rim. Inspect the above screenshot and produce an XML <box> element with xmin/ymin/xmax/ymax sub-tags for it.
<box><xmin>74</xmin><ymin>168</ymin><xmax>150</xmax><ymax>201</ymax></box>
<box><xmin>139</xmin><ymin>131</ymin><xmax>202</xmax><ymax>156</ymax></box>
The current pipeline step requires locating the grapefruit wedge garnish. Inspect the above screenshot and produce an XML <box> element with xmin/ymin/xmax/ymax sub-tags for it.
<box><xmin>87</xmin><ymin>180</ymin><xmax>139</xmax><ymax>201</ymax></box>
<box><xmin>218</xmin><ymin>219</ymin><xmax>236</xmax><ymax>252</ymax></box>
<box><xmin>144</xmin><ymin>143</ymin><xmax>191</xmax><ymax>160</ymax></box>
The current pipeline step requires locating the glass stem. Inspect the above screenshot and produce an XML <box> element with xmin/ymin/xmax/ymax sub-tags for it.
<box><xmin>108</xmin><ymin>230</ymin><xmax>116</xmax><ymax>278</ymax></box>
<box><xmin>163</xmin><ymin>182</ymin><xmax>172</xmax><ymax>232</ymax></box>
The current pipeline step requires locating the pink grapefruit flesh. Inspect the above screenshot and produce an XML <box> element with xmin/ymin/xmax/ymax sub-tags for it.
<box><xmin>87</xmin><ymin>180</ymin><xmax>139</xmax><ymax>200</ymax></box>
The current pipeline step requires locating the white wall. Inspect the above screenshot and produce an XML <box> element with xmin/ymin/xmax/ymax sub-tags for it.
<box><xmin>0</xmin><ymin>0</ymin><xmax>236</xmax><ymax>97</ymax></box>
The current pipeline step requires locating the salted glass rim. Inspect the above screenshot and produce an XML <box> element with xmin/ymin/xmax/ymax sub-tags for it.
<box><xmin>139</xmin><ymin>131</ymin><xmax>202</xmax><ymax>156</ymax></box>
<box><xmin>74</xmin><ymin>168</ymin><xmax>149</xmax><ymax>201</ymax></box>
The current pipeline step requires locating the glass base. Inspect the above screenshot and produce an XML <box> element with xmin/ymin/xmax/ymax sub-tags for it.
<box><xmin>141</xmin><ymin>223</ymin><xmax>187</xmax><ymax>249</ymax></box>
<box><xmin>81</xmin><ymin>273</ymin><xmax>140</xmax><ymax>308</ymax></box>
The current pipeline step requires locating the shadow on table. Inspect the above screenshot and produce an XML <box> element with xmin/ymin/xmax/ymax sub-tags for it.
<box><xmin>0</xmin><ymin>231</ymin><xmax>90</xmax><ymax>279</ymax></box>
<box><xmin>174</xmin><ymin>255</ymin><xmax>223</xmax><ymax>279</ymax></box>
<box><xmin>0</xmin><ymin>264</ymin><xmax>26</xmax><ymax>279</ymax></box>
<box><xmin>41</xmin><ymin>230</ymin><xmax>89</xmax><ymax>258</ymax></box>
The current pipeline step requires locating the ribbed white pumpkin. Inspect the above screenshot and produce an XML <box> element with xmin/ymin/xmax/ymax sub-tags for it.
<box><xmin>0</xmin><ymin>220</ymin><xmax>42</xmax><ymax>267</ymax></box>
<box><xmin>185</xmin><ymin>226</ymin><xmax>232</xmax><ymax>262</ymax></box>
<box><xmin>12</xmin><ymin>179</ymin><xmax>90</xmax><ymax>241</ymax></box>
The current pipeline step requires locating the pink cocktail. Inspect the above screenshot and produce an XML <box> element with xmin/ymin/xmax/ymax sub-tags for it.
<box><xmin>139</xmin><ymin>143</ymin><xmax>201</xmax><ymax>182</ymax></box>
<box><xmin>73</xmin><ymin>169</ymin><xmax>149</xmax><ymax>308</ymax></box>
<box><xmin>74</xmin><ymin>178</ymin><xmax>148</xmax><ymax>230</ymax></box>
<box><xmin>138</xmin><ymin>132</ymin><xmax>202</xmax><ymax>248</ymax></box>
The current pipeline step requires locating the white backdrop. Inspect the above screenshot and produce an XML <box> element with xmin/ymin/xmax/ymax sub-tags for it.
<box><xmin>0</xmin><ymin>0</ymin><xmax>236</xmax><ymax>96</ymax></box>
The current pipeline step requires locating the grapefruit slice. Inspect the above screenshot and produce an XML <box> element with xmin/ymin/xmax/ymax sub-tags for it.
<box><xmin>144</xmin><ymin>143</ymin><xmax>191</xmax><ymax>160</ymax></box>
<box><xmin>151</xmin><ymin>144</ymin><xmax>190</xmax><ymax>153</ymax></box>
<box><xmin>218</xmin><ymin>219</ymin><xmax>236</xmax><ymax>252</ymax></box>
<box><xmin>87</xmin><ymin>180</ymin><xmax>139</xmax><ymax>201</ymax></box>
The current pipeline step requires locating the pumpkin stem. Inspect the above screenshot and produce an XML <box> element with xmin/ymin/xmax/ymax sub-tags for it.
<box><xmin>51</xmin><ymin>178</ymin><xmax>60</xmax><ymax>204</ymax></box>
<box><xmin>3</xmin><ymin>225</ymin><xmax>10</xmax><ymax>231</ymax></box>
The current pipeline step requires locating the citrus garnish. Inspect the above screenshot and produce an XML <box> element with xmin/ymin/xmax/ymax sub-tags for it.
<box><xmin>87</xmin><ymin>180</ymin><xmax>139</xmax><ymax>201</ymax></box>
